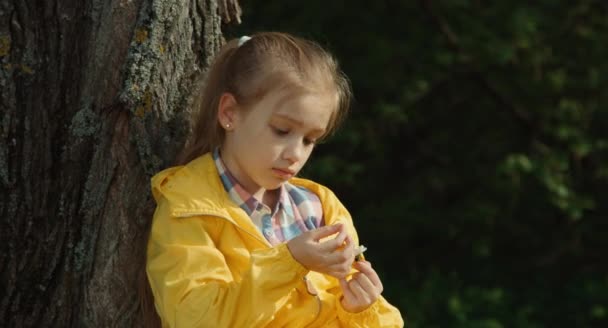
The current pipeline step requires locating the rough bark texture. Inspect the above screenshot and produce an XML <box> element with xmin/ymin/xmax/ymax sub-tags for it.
<box><xmin>0</xmin><ymin>0</ymin><xmax>241</xmax><ymax>326</ymax></box>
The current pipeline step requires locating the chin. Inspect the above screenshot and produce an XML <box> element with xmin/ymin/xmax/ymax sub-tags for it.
<box><xmin>264</xmin><ymin>180</ymin><xmax>285</xmax><ymax>191</ymax></box>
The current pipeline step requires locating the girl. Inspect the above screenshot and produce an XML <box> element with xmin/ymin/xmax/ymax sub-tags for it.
<box><xmin>146</xmin><ymin>32</ymin><xmax>404</xmax><ymax>327</ymax></box>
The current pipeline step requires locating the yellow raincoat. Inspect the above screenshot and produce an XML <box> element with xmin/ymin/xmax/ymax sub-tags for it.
<box><xmin>147</xmin><ymin>153</ymin><xmax>404</xmax><ymax>327</ymax></box>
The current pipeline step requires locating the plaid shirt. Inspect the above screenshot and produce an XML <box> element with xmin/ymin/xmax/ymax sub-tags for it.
<box><xmin>213</xmin><ymin>149</ymin><xmax>324</xmax><ymax>245</ymax></box>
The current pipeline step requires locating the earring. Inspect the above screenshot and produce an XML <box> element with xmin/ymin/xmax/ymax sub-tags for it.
<box><xmin>225</xmin><ymin>123</ymin><xmax>231</xmax><ymax>129</ymax></box>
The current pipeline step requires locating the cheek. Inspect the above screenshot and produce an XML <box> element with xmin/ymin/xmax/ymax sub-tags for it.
<box><xmin>302</xmin><ymin>146</ymin><xmax>315</xmax><ymax>160</ymax></box>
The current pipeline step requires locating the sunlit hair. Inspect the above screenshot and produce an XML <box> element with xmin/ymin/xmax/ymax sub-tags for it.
<box><xmin>176</xmin><ymin>31</ymin><xmax>352</xmax><ymax>165</ymax></box>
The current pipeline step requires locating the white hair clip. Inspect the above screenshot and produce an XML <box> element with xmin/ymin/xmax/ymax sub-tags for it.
<box><xmin>238</xmin><ymin>35</ymin><xmax>252</xmax><ymax>47</ymax></box>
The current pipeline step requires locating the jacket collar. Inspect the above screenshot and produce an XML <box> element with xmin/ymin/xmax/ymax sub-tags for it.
<box><xmin>151</xmin><ymin>152</ymin><xmax>341</xmax><ymax>238</ymax></box>
<box><xmin>152</xmin><ymin>153</ymin><xmax>239</xmax><ymax>218</ymax></box>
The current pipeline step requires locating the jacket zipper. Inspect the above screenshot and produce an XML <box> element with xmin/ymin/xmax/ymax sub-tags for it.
<box><xmin>303</xmin><ymin>276</ymin><xmax>322</xmax><ymax>328</ymax></box>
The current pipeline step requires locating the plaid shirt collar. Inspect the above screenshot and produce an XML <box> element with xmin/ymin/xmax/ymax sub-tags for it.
<box><xmin>212</xmin><ymin>148</ymin><xmax>324</xmax><ymax>245</ymax></box>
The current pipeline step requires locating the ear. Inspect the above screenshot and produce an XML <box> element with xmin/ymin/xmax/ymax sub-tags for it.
<box><xmin>217</xmin><ymin>92</ymin><xmax>239</xmax><ymax>131</ymax></box>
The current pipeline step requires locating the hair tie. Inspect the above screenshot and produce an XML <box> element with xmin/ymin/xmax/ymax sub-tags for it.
<box><xmin>238</xmin><ymin>35</ymin><xmax>251</xmax><ymax>47</ymax></box>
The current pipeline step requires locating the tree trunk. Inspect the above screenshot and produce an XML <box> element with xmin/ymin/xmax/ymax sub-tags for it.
<box><xmin>0</xmin><ymin>0</ymin><xmax>240</xmax><ymax>326</ymax></box>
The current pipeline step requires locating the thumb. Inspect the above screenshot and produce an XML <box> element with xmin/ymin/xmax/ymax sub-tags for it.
<box><xmin>311</xmin><ymin>223</ymin><xmax>343</xmax><ymax>241</ymax></box>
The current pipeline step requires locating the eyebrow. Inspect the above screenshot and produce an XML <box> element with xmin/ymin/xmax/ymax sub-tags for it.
<box><xmin>272</xmin><ymin>114</ymin><xmax>326</xmax><ymax>134</ymax></box>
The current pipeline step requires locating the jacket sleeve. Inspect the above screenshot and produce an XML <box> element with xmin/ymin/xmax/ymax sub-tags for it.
<box><xmin>334</xmin><ymin>295</ymin><xmax>404</xmax><ymax>328</ymax></box>
<box><xmin>146</xmin><ymin>199</ymin><xmax>309</xmax><ymax>328</ymax></box>
<box><xmin>318</xmin><ymin>188</ymin><xmax>405</xmax><ymax>328</ymax></box>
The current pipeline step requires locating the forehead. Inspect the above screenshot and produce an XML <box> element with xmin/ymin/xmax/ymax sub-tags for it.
<box><xmin>267</xmin><ymin>88</ymin><xmax>336</xmax><ymax>130</ymax></box>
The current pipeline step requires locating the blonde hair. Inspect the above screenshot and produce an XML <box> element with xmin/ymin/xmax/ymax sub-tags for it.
<box><xmin>177</xmin><ymin>31</ymin><xmax>352</xmax><ymax>165</ymax></box>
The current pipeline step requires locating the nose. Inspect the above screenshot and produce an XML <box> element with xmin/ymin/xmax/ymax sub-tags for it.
<box><xmin>283</xmin><ymin>138</ymin><xmax>305</xmax><ymax>164</ymax></box>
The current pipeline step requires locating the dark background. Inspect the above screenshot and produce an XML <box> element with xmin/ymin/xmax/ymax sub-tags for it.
<box><xmin>226</xmin><ymin>1</ymin><xmax>608</xmax><ymax>327</ymax></box>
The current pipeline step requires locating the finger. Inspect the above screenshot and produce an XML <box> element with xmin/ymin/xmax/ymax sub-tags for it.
<box><xmin>323</xmin><ymin>242</ymin><xmax>355</xmax><ymax>266</ymax></box>
<box><xmin>318</xmin><ymin>227</ymin><xmax>348</xmax><ymax>252</ymax></box>
<box><xmin>326</xmin><ymin>261</ymin><xmax>353</xmax><ymax>279</ymax></box>
<box><xmin>353</xmin><ymin>261</ymin><xmax>383</xmax><ymax>289</ymax></box>
<box><xmin>353</xmin><ymin>271</ymin><xmax>379</xmax><ymax>297</ymax></box>
<box><xmin>311</xmin><ymin>223</ymin><xmax>343</xmax><ymax>241</ymax></box>
<box><xmin>339</xmin><ymin>278</ymin><xmax>356</xmax><ymax>300</ymax></box>
<box><xmin>340</xmin><ymin>234</ymin><xmax>355</xmax><ymax>259</ymax></box>
<box><xmin>344</xmin><ymin>234</ymin><xmax>354</xmax><ymax>248</ymax></box>
<box><xmin>346</xmin><ymin>275</ymin><xmax>367</xmax><ymax>302</ymax></box>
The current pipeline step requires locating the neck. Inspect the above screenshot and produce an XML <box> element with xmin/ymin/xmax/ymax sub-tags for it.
<box><xmin>255</xmin><ymin>187</ymin><xmax>280</xmax><ymax>209</ymax></box>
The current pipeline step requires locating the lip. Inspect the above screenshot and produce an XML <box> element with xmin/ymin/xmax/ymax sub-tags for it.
<box><xmin>272</xmin><ymin>168</ymin><xmax>295</xmax><ymax>179</ymax></box>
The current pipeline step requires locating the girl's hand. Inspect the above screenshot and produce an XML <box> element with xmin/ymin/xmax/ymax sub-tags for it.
<box><xmin>287</xmin><ymin>223</ymin><xmax>355</xmax><ymax>279</ymax></box>
<box><xmin>339</xmin><ymin>260</ymin><xmax>384</xmax><ymax>313</ymax></box>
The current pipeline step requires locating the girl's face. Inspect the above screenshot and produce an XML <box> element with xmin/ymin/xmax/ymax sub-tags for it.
<box><xmin>220</xmin><ymin>88</ymin><xmax>334</xmax><ymax>195</ymax></box>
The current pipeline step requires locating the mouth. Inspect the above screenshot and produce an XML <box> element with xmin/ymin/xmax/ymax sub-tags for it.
<box><xmin>272</xmin><ymin>168</ymin><xmax>295</xmax><ymax>179</ymax></box>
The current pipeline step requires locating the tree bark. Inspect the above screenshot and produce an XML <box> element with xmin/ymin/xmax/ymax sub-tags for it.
<box><xmin>0</xmin><ymin>0</ymin><xmax>240</xmax><ymax>326</ymax></box>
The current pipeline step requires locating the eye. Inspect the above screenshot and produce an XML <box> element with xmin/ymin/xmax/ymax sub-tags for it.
<box><xmin>271</xmin><ymin>126</ymin><xmax>289</xmax><ymax>136</ymax></box>
<box><xmin>303</xmin><ymin>138</ymin><xmax>316</xmax><ymax>146</ymax></box>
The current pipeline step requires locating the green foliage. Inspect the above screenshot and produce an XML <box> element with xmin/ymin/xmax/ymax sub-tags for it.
<box><xmin>229</xmin><ymin>1</ymin><xmax>608</xmax><ymax>326</ymax></box>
